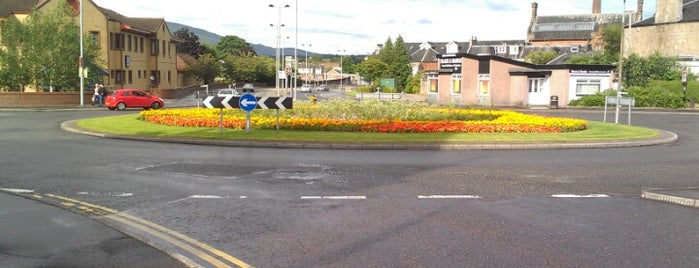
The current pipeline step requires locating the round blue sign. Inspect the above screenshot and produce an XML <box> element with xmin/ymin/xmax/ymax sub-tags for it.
<box><xmin>238</xmin><ymin>94</ymin><xmax>257</xmax><ymax>112</ymax></box>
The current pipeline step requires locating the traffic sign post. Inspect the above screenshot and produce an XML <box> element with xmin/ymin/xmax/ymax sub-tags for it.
<box><xmin>239</xmin><ymin>94</ymin><xmax>257</xmax><ymax>133</ymax></box>
<box><xmin>201</xmin><ymin>95</ymin><xmax>293</xmax><ymax>133</ymax></box>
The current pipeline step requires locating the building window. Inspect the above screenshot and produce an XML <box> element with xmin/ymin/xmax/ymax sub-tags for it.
<box><xmin>89</xmin><ymin>31</ymin><xmax>100</xmax><ymax>47</ymax></box>
<box><xmin>427</xmin><ymin>73</ymin><xmax>438</xmax><ymax>93</ymax></box>
<box><xmin>168</xmin><ymin>71</ymin><xmax>172</xmax><ymax>84</ymax></box>
<box><xmin>127</xmin><ymin>35</ymin><xmax>132</xmax><ymax>51</ymax></box>
<box><xmin>150</xmin><ymin>39</ymin><xmax>159</xmax><ymax>56</ymax></box>
<box><xmin>528</xmin><ymin>78</ymin><xmax>545</xmax><ymax>93</ymax></box>
<box><xmin>128</xmin><ymin>71</ymin><xmax>133</xmax><ymax>84</ymax></box>
<box><xmin>114</xmin><ymin>70</ymin><xmax>125</xmax><ymax>84</ymax></box>
<box><xmin>576</xmin><ymin>79</ymin><xmax>601</xmax><ymax>95</ymax></box>
<box><xmin>451</xmin><ymin>74</ymin><xmax>461</xmax><ymax>94</ymax></box>
<box><xmin>162</xmin><ymin>40</ymin><xmax>166</xmax><ymax>57</ymax></box>
<box><xmin>124</xmin><ymin>56</ymin><xmax>130</xmax><ymax>68</ymax></box>
<box><xmin>140</xmin><ymin>37</ymin><xmax>144</xmax><ymax>53</ymax></box>
<box><xmin>496</xmin><ymin>46</ymin><xmax>506</xmax><ymax>54</ymax></box>
<box><xmin>478</xmin><ymin>74</ymin><xmax>490</xmax><ymax>95</ymax></box>
<box><xmin>111</xmin><ymin>33</ymin><xmax>124</xmax><ymax>50</ymax></box>
<box><xmin>138</xmin><ymin>70</ymin><xmax>141</xmax><ymax>79</ymax></box>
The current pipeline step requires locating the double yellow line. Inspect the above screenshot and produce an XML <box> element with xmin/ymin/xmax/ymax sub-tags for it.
<box><xmin>43</xmin><ymin>194</ymin><xmax>252</xmax><ymax>268</ymax></box>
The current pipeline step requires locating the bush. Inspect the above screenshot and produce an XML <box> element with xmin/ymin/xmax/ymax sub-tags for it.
<box><xmin>569</xmin><ymin>91</ymin><xmax>616</xmax><ymax>107</ymax></box>
<box><xmin>626</xmin><ymin>85</ymin><xmax>685</xmax><ymax>108</ymax></box>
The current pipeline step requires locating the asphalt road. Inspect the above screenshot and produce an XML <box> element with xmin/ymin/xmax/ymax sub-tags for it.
<box><xmin>1</xmin><ymin>108</ymin><xmax>698</xmax><ymax>267</ymax></box>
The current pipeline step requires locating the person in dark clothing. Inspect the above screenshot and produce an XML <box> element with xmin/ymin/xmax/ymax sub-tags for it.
<box><xmin>98</xmin><ymin>84</ymin><xmax>107</xmax><ymax>107</ymax></box>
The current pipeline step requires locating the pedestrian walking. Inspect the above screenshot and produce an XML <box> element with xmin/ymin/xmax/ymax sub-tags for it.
<box><xmin>98</xmin><ymin>84</ymin><xmax>107</xmax><ymax>107</ymax></box>
<box><xmin>92</xmin><ymin>84</ymin><xmax>100</xmax><ymax>106</ymax></box>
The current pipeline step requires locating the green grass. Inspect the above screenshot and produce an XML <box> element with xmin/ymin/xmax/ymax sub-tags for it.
<box><xmin>76</xmin><ymin>114</ymin><xmax>660</xmax><ymax>144</ymax></box>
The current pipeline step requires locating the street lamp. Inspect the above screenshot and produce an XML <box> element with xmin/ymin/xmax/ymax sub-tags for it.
<box><xmin>338</xmin><ymin>50</ymin><xmax>346</xmax><ymax>90</ymax></box>
<box><xmin>302</xmin><ymin>43</ymin><xmax>311</xmax><ymax>83</ymax></box>
<box><xmin>270</xmin><ymin>3</ymin><xmax>290</xmax><ymax>96</ymax></box>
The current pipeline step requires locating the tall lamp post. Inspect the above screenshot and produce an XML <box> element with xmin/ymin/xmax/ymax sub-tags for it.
<box><xmin>615</xmin><ymin>0</ymin><xmax>627</xmax><ymax>124</ymax></box>
<box><xmin>302</xmin><ymin>44</ymin><xmax>311</xmax><ymax>83</ymax></box>
<box><xmin>338</xmin><ymin>50</ymin><xmax>345</xmax><ymax>90</ymax></box>
<box><xmin>270</xmin><ymin>4</ymin><xmax>290</xmax><ymax>96</ymax></box>
<box><xmin>79</xmin><ymin>0</ymin><xmax>84</xmax><ymax>105</ymax></box>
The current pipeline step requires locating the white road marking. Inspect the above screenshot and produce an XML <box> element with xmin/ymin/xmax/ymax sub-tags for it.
<box><xmin>418</xmin><ymin>195</ymin><xmax>481</xmax><ymax>199</ymax></box>
<box><xmin>77</xmin><ymin>191</ymin><xmax>133</xmax><ymax>197</ymax></box>
<box><xmin>189</xmin><ymin>195</ymin><xmax>225</xmax><ymax>199</ymax></box>
<box><xmin>301</xmin><ymin>196</ymin><xmax>367</xmax><ymax>200</ymax></box>
<box><xmin>0</xmin><ymin>188</ymin><xmax>35</xmax><ymax>193</ymax></box>
<box><xmin>239</xmin><ymin>196</ymin><xmax>248</xmax><ymax>199</ymax></box>
<box><xmin>551</xmin><ymin>194</ymin><xmax>610</xmax><ymax>198</ymax></box>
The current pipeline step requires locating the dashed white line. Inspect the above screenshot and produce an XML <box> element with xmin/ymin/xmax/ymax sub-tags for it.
<box><xmin>418</xmin><ymin>195</ymin><xmax>482</xmax><ymax>199</ymax></box>
<box><xmin>0</xmin><ymin>188</ymin><xmax>35</xmax><ymax>194</ymax></box>
<box><xmin>301</xmin><ymin>196</ymin><xmax>367</xmax><ymax>200</ymax></box>
<box><xmin>551</xmin><ymin>194</ymin><xmax>610</xmax><ymax>198</ymax></box>
<box><xmin>189</xmin><ymin>195</ymin><xmax>225</xmax><ymax>199</ymax></box>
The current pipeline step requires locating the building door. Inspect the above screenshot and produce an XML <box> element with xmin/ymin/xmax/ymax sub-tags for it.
<box><xmin>478</xmin><ymin>74</ymin><xmax>490</xmax><ymax>106</ymax></box>
<box><xmin>527</xmin><ymin>77</ymin><xmax>549</xmax><ymax>106</ymax></box>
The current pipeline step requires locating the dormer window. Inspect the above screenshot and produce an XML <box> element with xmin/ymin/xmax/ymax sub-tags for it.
<box><xmin>496</xmin><ymin>46</ymin><xmax>506</xmax><ymax>54</ymax></box>
<box><xmin>446</xmin><ymin>43</ymin><xmax>458</xmax><ymax>53</ymax></box>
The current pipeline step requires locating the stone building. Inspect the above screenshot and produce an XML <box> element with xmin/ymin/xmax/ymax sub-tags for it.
<box><xmin>624</xmin><ymin>0</ymin><xmax>699</xmax><ymax>74</ymax></box>
<box><xmin>2</xmin><ymin>0</ymin><xmax>182</xmax><ymax>91</ymax></box>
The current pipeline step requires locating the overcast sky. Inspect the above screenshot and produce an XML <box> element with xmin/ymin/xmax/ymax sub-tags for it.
<box><xmin>92</xmin><ymin>0</ymin><xmax>656</xmax><ymax>55</ymax></box>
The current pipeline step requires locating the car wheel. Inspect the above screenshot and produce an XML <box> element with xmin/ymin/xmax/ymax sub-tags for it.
<box><xmin>116</xmin><ymin>102</ymin><xmax>126</xmax><ymax>111</ymax></box>
<box><xmin>150</xmin><ymin>102</ymin><xmax>161</xmax><ymax>109</ymax></box>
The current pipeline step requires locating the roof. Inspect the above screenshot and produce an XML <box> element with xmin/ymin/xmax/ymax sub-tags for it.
<box><xmin>98</xmin><ymin>7</ymin><xmax>165</xmax><ymax>35</ymax></box>
<box><xmin>529</xmin><ymin>13</ymin><xmax>623</xmax><ymax>41</ymax></box>
<box><xmin>0</xmin><ymin>0</ymin><xmax>37</xmax><ymax>18</ymax></box>
<box><xmin>405</xmin><ymin>42</ymin><xmax>469</xmax><ymax>62</ymax></box>
<box><xmin>633</xmin><ymin>0</ymin><xmax>699</xmax><ymax>27</ymax></box>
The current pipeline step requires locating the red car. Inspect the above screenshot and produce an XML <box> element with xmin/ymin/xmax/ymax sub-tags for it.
<box><xmin>105</xmin><ymin>89</ymin><xmax>164</xmax><ymax>110</ymax></box>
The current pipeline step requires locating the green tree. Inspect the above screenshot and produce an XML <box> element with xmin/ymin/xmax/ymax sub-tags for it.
<box><xmin>357</xmin><ymin>57</ymin><xmax>388</xmax><ymax>84</ymax></box>
<box><xmin>173</xmin><ymin>28</ymin><xmax>206</xmax><ymax>58</ymax></box>
<box><xmin>390</xmin><ymin>35</ymin><xmax>411</xmax><ymax>91</ymax></box>
<box><xmin>524</xmin><ymin>50</ymin><xmax>559</xmax><ymax>64</ymax></box>
<box><xmin>566</xmin><ymin>25</ymin><xmax>621</xmax><ymax>65</ymax></box>
<box><xmin>187</xmin><ymin>53</ymin><xmax>220</xmax><ymax>84</ymax></box>
<box><xmin>221</xmin><ymin>53</ymin><xmax>275</xmax><ymax>84</ymax></box>
<box><xmin>216</xmin><ymin>35</ymin><xmax>255</xmax><ymax>57</ymax></box>
<box><xmin>0</xmin><ymin>2</ymin><xmax>99</xmax><ymax>91</ymax></box>
<box><xmin>623</xmin><ymin>53</ymin><xmax>680</xmax><ymax>87</ymax></box>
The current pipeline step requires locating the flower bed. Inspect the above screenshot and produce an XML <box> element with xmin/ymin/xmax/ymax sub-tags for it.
<box><xmin>140</xmin><ymin>100</ymin><xmax>587</xmax><ymax>133</ymax></box>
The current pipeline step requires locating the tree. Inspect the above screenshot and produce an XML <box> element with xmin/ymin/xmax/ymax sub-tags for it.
<box><xmin>221</xmin><ymin>53</ymin><xmax>275</xmax><ymax>84</ymax></box>
<box><xmin>173</xmin><ymin>28</ymin><xmax>206</xmax><ymax>58</ymax></box>
<box><xmin>524</xmin><ymin>50</ymin><xmax>559</xmax><ymax>64</ymax></box>
<box><xmin>0</xmin><ymin>2</ymin><xmax>100</xmax><ymax>92</ymax></box>
<box><xmin>187</xmin><ymin>53</ymin><xmax>220</xmax><ymax>84</ymax></box>
<box><xmin>390</xmin><ymin>35</ymin><xmax>411</xmax><ymax>91</ymax></box>
<box><xmin>357</xmin><ymin>57</ymin><xmax>389</xmax><ymax>84</ymax></box>
<box><xmin>566</xmin><ymin>25</ymin><xmax>621</xmax><ymax>65</ymax></box>
<box><xmin>216</xmin><ymin>35</ymin><xmax>255</xmax><ymax>57</ymax></box>
<box><xmin>623</xmin><ymin>53</ymin><xmax>681</xmax><ymax>87</ymax></box>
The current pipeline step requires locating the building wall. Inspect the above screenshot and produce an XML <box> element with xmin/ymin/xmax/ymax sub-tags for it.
<box><xmin>38</xmin><ymin>0</ymin><xmax>180</xmax><ymax>91</ymax></box>
<box><xmin>489</xmin><ymin>60</ymin><xmax>516</xmax><ymax>106</ymax></box>
<box><xmin>624</xmin><ymin>22</ymin><xmax>699</xmax><ymax>58</ymax></box>
<box><xmin>549</xmin><ymin>69</ymin><xmax>571</xmax><ymax>105</ymax></box>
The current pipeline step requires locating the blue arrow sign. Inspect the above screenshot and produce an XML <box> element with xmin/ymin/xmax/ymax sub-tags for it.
<box><xmin>239</xmin><ymin>94</ymin><xmax>257</xmax><ymax>112</ymax></box>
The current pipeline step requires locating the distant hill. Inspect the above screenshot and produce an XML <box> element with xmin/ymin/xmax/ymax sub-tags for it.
<box><xmin>166</xmin><ymin>21</ymin><xmax>313</xmax><ymax>57</ymax></box>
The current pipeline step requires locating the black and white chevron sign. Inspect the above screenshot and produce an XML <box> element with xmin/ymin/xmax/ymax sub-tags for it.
<box><xmin>202</xmin><ymin>96</ymin><xmax>293</xmax><ymax>109</ymax></box>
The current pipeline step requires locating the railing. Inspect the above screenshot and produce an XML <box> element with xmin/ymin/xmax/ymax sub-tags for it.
<box><xmin>355</xmin><ymin>92</ymin><xmax>404</xmax><ymax>101</ymax></box>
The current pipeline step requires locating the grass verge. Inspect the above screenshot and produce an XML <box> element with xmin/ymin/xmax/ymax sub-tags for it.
<box><xmin>75</xmin><ymin>114</ymin><xmax>660</xmax><ymax>144</ymax></box>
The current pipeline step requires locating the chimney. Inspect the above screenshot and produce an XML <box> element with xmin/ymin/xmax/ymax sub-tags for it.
<box><xmin>656</xmin><ymin>0</ymin><xmax>683</xmax><ymax>23</ymax></box>
<box><xmin>592</xmin><ymin>0</ymin><xmax>601</xmax><ymax>14</ymax></box>
<box><xmin>636</xmin><ymin>0</ymin><xmax>644</xmax><ymax>21</ymax></box>
<box><xmin>531</xmin><ymin>2</ymin><xmax>538</xmax><ymax>21</ymax></box>
<box><xmin>470</xmin><ymin>36</ymin><xmax>477</xmax><ymax>46</ymax></box>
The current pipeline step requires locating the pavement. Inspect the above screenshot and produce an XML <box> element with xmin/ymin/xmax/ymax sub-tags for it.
<box><xmin>1</xmin><ymin>103</ymin><xmax>697</xmax><ymax>268</ymax></box>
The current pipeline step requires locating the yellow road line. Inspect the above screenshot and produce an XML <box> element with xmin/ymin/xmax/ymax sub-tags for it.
<box><xmin>44</xmin><ymin>194</ymin><xmax>252</xmax><ymax>268</ymax></box>
<box><xmin>118</xmin><ymin>213</ymin><xmax>252</xmax><ymax>268</ymax></box>
<box><xmin>105</xmin><ymin>214</ymin><xmax>232</xmax><ymax>268</ymax></box>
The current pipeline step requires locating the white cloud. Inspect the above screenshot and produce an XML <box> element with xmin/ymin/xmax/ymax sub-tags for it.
<box><xmin>92</xmin><ymin>0</ymin><xmax>656</xmax><ymax>55</ymax></box>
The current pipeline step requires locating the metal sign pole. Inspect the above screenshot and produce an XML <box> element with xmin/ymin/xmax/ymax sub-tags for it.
<box><xmin>245</xmin><ymin>111</ymin><xmax>251</xmax><ymax>133</ymax></box>
<box><xmin>219</xmin><ymin>108</ymin><xmax>224</xmax><ymax>133</ymax></box>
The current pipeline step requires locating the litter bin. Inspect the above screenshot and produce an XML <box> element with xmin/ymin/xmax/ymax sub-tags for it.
<box><xmin>549</xmin><ymin>95</ymin><xmax>559</xmax><ymax>109</ymax></box>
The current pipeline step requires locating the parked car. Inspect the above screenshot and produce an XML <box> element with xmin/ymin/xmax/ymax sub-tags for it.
<box><xmin>316</xmin><ymin>84</ymin><xmax>330</xmax><ymax>91</ymax></box>
<box><xmin>105</xmin><ymin>89</ymin><xmax>164</xmax><ymax>111</ymax></box>
<box><xmin>242</xmin><ymin>83</ymin><xmax>255</xmax><ymax>92</ymax></box>
<box><xmin>300</xmin><ymin>84</ymin><xmax>312</xmax><ymax>92</ymax></box>
<box><xmin>217</xmin><ymin>88</ymin><xmax>240</xmax><ymax>97</ymax></box>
